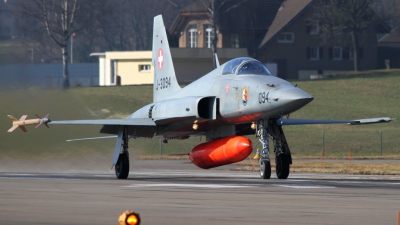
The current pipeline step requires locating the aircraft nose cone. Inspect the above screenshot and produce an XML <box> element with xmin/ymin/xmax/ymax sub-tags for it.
<box><xmin>279</xmin><ymin>88</ymin><xmax>314</xmax><ymax>110</ymax></box>
<box><xmin>280</xmin><ymin>88</ymin><xmax>313</xmax><ymax>101</ymax></box>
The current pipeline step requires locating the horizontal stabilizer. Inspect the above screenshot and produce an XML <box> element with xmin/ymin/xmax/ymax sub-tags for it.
<box><xmin>277</xmin><ymin>117</ymin><xmax>395</xmax><ymax>126</ymax></box>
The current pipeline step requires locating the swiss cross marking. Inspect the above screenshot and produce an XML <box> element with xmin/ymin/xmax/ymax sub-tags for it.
<box><xmin>158</xmin><ymin>48</ymin><xmax>164</xmax><ymax>70</ymax></box>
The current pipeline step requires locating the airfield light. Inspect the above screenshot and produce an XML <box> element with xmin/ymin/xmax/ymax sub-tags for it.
<box><xmin>126</xmin><ymin>213</ymin><xmax>140</xmax><ymax>225</ymax></box>
<box><xmin>118</xmin><ymin>210</ymin><xmax>141</xmax><ymax>225</ymax></box>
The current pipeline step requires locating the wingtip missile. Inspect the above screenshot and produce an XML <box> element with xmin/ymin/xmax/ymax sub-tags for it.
<box><xmin>7</xmin><ymin>114</ymin><xmax>51</xmax><ymax>132</ymax></box>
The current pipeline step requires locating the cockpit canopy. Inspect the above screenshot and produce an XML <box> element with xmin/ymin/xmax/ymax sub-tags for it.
<box><xmin>222</xmin><ymin>57</ymin><xmax>271</xmax><ymax>76</ymax></box>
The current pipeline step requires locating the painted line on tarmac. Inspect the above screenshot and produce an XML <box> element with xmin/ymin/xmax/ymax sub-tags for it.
<box><xmin>122</xmin><ymin>183</ymin><xmax>253</xmax><ymax>189</ymax></box>
<box><xmin>273</xmin><ymin>184</ymin><xmax>335</xmax><ymax>189</ymax></box>
<box><xmin>95</xmin><ymin>172</ymin><xmax>259</xmax><ymax>179</ymax></box>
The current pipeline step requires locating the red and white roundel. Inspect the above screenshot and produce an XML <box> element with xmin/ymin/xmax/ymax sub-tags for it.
<box><xmin>157</xmin><ymin>48</ymin><xmax>164</xmax><ymax>70</ymax></box>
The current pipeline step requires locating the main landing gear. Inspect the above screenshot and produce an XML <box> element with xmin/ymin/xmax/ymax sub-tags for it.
<box><xmin>115</xmin><ymin>126</ymin><xmax>130</xmax><ymax>179</ymax></box>
<box><xmin>256</xmin><ymin>119</ymin><xmax>292</xmax><ymax>179</ymax></box>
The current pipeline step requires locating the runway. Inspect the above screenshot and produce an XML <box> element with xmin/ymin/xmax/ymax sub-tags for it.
<box><xmin>0</xmin><ymin>160</ymin><xmax>399</xmax><ymax>225</ymax></box>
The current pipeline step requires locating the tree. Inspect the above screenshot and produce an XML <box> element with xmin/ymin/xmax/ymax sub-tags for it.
<box><xmin>373</xmin><ymin>0</ymin><xmax>400</xmax><ymax>28</ymax></box>
<box><xmin>15</xmin><ymin>0</ymin><xmax>89</xmax><ymax>88</ymax></box>
<box><xmin>199</xmin><ymin>0</ymin><xmax>247</xmax><ymax>68</ymax></box>
<box><xmin>312</xmin><ymin>0</ymin><xmax>387</xmax><ymax>71</ymax></box>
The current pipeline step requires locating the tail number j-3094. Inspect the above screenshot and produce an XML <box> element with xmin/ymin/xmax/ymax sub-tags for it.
<box><xmin>156</xmin><ymin>77</ymin><xmax>171</xmax><ymax>90</ymax></box>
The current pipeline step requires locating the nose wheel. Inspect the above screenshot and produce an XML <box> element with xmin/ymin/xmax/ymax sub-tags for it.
<box><xmin>259</xmin><ymin>159</ymin><xmax>271</xmax><ymax>179</ymax></box>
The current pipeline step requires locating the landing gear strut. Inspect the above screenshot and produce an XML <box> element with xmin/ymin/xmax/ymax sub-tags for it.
<box><xmin>115</xmin><ymin>126</ymin><xmax>130</xmax><ymax>179</ymax></box>
<box><xmin>257</xmin><ymin>120</ymin><xmax>271</xmax><ymax>179</ymax></box>
<box><xmin>256</xmin><ymin>119</ymin><xmax>292</xmax><ymax>179</ymax></box>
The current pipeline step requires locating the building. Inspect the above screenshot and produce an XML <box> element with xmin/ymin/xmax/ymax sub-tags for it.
<box><xmin>91</xmin><ymin>51</ymin><xmax>153</xmax><ymax>86</ymax></box>
<box><xmin>378</xmin><ymin>25</ymin><xmax>400</xmax><ymax>69</ymax></box>
<box><xmin>93</xmin><ymin>0</ymin><xmax>389</xmax><ymax>85</ymax></box>
<box><xmin>258</xmin><ymin>0</ymin><xmax>389</xmax><ymax>79</ymax></box>
<box><xmin>170</xmin><ymin>0</ymin><xmax>389</xmax><ymax>80</ymax></box>
<box><xmin>92</xmin><ymin>48</ymin><xmax>248</xmax><ymax>86</ymax></box>
<box><xmin>169</xmin><ymin>0</ymin><xmax>282</xmax><ymax>57</ymax></box>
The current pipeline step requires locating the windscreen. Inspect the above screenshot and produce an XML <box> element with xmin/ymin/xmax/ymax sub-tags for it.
<box><xmin>222</xmin><ymin>58</ymin><xmax>271</xmax><ymax>75</ymax></box>
<box><xmin>237</xmin><ymin>61</ymin><xmax>271</xmax><ymax>75</ymax></box>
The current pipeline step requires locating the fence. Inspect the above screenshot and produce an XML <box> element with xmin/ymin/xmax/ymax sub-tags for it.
<box><xmin>0</xmin><ymin>63</ymin><xmax>99</xmax><ymax>89</ymax></box>
<box><xmin>284</xmin><ymin>129</ymin><xmax>400</xmax><ymax>157</ymax></box>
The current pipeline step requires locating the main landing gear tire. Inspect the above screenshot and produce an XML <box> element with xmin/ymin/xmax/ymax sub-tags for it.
<box><xmin>260</xmin><ymin>159</ymin><xmax>271</xmax><ymax>179</ymax></box>
<box><xmin>276</xmin><ymin>154</ymin><xmax>290</xmax><ymax>179</ymax></box>
<box><xmin>115</xmin><ymin>154</ymin><xmax>129</xmax><ymax>179</ymax></box>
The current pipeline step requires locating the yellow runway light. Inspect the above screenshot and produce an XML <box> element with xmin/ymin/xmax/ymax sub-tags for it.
<box><xmin>119</xmin><ymin>210</ymin><xmax>141</xmax><ymax>225</ymax></box>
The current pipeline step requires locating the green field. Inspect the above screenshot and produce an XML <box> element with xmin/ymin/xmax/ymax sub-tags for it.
<box><xmin>1</xmin><ymin>70</ymin><xmax>399</xmax><ymax>163</ymax></box>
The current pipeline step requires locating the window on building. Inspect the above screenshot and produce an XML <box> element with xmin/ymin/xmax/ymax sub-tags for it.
<box><xmin>308</xmin><ymin>20</ymin><xmax>320</xmax><ymax>34</ymax></box>
<box><xmin>277</xmin><ymin>32</ymin><xmax>294</xmax><ymax>43</ymax></box>
<box><xmin>231</xmin><ymin>34</ymin><xmax>239</xmax><ymax>48</ymax></box>
<box><xmin>187</xmin><ymin>24</ymin><xmax>198</xmax><ymax>48</ymax></box>
<box><xmin>333</xmin><ymin>25</ymin><xmax>342</xmax><ymax>35</ymax></box>
<box><xmin>139</xmin><ymin>64</ymin><xmax>151</xmax><ymax>72</ymax></box>
<box><xmin>332</xmin><ymin>47</ymin><xmax>342</xmax><ymax>60</ymax></box>
<box><xmin>348</xmin><ymin>47</ymin><xmax>363</xmax><ymax>60</ymax></box>
<box><xmin>307</xmin><ymin>47</ymin><xmax>322</xmax><ymax>60</ymax></box>
<box><xmin>204</xmin><ymin>25</ymin><xmax>214</xmax><ymax>48</ymax></box>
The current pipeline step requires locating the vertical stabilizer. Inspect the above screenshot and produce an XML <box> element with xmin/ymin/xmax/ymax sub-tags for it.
<box><xmin>152</xmin><ymin>15</ymin><xmax>181</xmax><ymax>102</ymax></box>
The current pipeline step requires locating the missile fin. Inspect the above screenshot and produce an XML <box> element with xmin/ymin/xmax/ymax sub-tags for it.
<box><xmin>8</xmin><ymin>125</ymin><xmax>18</xmax><ymax>132</ymax></box>
<box><xmin>19</xmin><ymin>115</ymin><xmax>28</xmax><ymax>121</ymax></box>
<box><xmin>7</xmin><ymin>115</ymin><xmax>18</xmax><ymax>121</ymax></box>
<box><xmin>19</xmin><ymin>126</ymin><xmax>27</xmax><ymax>132</ymax></box>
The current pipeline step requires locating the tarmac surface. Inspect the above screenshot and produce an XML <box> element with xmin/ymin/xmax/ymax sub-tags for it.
<box><xmin>1</xmin><ymin>159</ymin><xmax>400</xmax><ymax>225</ymax></box>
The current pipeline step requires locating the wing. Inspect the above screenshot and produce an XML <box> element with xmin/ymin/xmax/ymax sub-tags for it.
<box><xmin>276</xmin><ymin>117</ymin><xmax>395</xmax><ymax>126</ymax></box>
<box><xmin>49</xmin><ymin>118</ymin><xmax>157</xmax><ymax>137</ymax></box>
<box><xmin>50</xmin><ymin>118</ymin><xmax>155</xmax><ymax>126</ymax></box>
<box><xmin>49</xmin><ymin>118</ymin><xmax>157</xmax><ymax>168</ymax></box>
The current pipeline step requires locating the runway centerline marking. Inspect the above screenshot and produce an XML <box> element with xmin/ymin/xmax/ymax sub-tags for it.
<box><xmin>273</xmin><ymin>184</ymin><xmax>335</xmax><ymax>189</ymax></box>
<box><xmin>122</xmin><ymin>183</ymin><xmax>252</xmax><ymax>189</ymax></box>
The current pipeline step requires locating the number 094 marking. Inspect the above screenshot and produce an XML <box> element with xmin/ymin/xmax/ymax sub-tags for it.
<box><xmin>258</xmin><ymin>92</ymin><xmax>269</xmax><ymax>104</ymax></box>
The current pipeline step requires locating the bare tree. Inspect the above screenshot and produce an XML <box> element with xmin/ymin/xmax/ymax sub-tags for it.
<box><xmin>373</xmin><ymin>0</ymin><xmax>400</xmax><ymax>28</ymax></box>
<box><xmin>199</xmin><ymin>0</ymin><xmax>247</xmax><ymax>68</ymax></box>
<box><xmin>15</xmin><ymin>0</ymin><xmax>88</xmax><ymax>88</ymax></box>
<box><xmin>312</xmin><ymin>0</ymin><xmax>387</xmax><ymax>71</ymax></box>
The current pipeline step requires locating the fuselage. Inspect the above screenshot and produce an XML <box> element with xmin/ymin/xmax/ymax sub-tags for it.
<box><xmin>130</xmin><ymin>58</ymin><xmax>313</xmax><ymax>137</ymax></box>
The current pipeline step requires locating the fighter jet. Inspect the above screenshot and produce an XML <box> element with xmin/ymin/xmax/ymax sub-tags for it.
<box><xmin>8</xmin><ymin>15</ymin><xmax>395</xmax><ymax>180</ymax></box>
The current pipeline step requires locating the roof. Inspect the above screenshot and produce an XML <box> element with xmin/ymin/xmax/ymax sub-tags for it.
<box><xmin>169</xmin><ymin>0</ymin><xmax>211</xmax><ymax>35</ymax></box>
<box><xmin>181</xmin><ymin>0</ymin><xmax>211</xmax><ymax>12</ymax></box>
<box><xmin>218</xmin><ymin>1</ymin><xmax>282</xmax><ymax>31</ymax></box>
<box><xmin>379</xmin><ymin>25</ymin><xmax>400</xmax><ymax>43</ymax></box>
<box><xmin>259</xmin><ymin>0</ymin><xmax>312</xmax><ymax>49</ymax></box>
<box><xmin>170</xmin><ymin>0</ymin><xmax>282</xmax><ymax>35</ymax></box>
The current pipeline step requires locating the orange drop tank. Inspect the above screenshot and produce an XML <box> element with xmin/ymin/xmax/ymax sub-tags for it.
<box><xmin>189</xmin><ymin>135</ymin><xmax>253</xmax><ymax>169</ymax></box>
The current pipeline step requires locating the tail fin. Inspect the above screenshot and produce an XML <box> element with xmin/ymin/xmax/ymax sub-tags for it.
<box><xmin>8</xmin><ymin>115</ymin><xmax>18</xmax><ymax>121</ymax></box>
<box><xmin>152</xmin><ymin>15</ymin><xmax>181</xmax><ymax>102</ymax></box>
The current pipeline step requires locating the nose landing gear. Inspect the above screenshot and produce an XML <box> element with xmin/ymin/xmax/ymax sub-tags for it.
<box><xmin>256</xmin><ymin>119</ymin><xmax>292</xmax><ymax>179</ymax></box>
